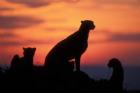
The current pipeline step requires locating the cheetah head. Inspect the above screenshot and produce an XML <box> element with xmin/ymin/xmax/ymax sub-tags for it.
<box><xmin>23</xmin><ymin>47</ymin><xmax>36</xmax><ymax>57</ymax></box>
<box><xmin>108</xmin><ymin>58</ymin><xmax>122</xmax><ymax>68</ymax></box>
<box><xmin>81</xmin><ymin>20</ymin><xmax>95</xmax><ymax>30</ymax></box>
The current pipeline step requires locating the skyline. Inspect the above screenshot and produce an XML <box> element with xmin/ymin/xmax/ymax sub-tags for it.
<box><xmin>0</xmin><ymin>0</ymin><xmax>140</xmax><ymax>66</ymax></box>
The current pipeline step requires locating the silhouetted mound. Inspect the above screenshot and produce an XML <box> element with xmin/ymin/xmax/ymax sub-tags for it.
<box><xmin>0</xmin><ymin>67</ymin><xmax>4</xmax><ymax>79</ymax></box>
<box><xmin>73</xmin><ymin>71</ymin><xmax>90</xmax><ymax>84</ymax></box>
<box><xmin>72</xmin><ymin>71</ymin><xmax>92</xmax><ymax>91</ymax></box>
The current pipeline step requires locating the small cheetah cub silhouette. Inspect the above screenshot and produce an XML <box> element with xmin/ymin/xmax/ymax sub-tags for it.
<box><xmin>11</xmin><ymin>47</ymin><xmax>36</xmax><ymax>70</ymax></box>
<box><xmin>45</xmin><ymin>20</ymin><xmax>95</xmax><ymax>71</ymax></box>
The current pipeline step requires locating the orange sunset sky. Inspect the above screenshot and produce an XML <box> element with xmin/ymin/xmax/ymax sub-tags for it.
<box><xmin>0</xmin><ymin>0</ymin><xmax>140</xmax><ymax>66</ymax></box>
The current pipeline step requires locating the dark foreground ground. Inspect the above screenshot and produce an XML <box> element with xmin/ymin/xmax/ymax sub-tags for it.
<box><xmin>0</xmin><ymin>66</ymin><xmax>139</xmax><ymax>93</ymax></box>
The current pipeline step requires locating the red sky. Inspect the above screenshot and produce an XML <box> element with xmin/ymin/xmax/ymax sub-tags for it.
<box><xmin>0</xmin><ymin>0</ymin><xmax>140</xmax><ymax>66</ymax></box>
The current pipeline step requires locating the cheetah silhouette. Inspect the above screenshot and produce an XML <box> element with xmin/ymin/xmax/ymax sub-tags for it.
<box><xmin>108</xmin><ymin>58</ymin><xmax>124</xmax><ymax>91</ymax></box>
<box><xmin>45</xmin><ymin>20</ymin><xmax>95</xmax><ymax>71</ymax></box>
<box><xmin>11</xmin><ymin>47</ymin><xmax>36</xmax><ymax>71</ymax></box>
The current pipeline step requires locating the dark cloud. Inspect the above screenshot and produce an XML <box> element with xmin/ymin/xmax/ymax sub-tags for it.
<box><xmin>7</xmin><ymin>0</ymin><xmax>50</xmax><ymax>7</ymax></box>
<box><xmin>6</xmin><ymin>0</ymin><xmax>79</xmax><ymax>8</ymax></box>
<box><xmin>91</xmin><ymin>31</ymin><xmax>140</xmax><ymax>44</ymax></box>
<box><xmin>0</xmin><ymin>15</ymin><xmax>43</xmax><ymax>29</ymax></box>
<box><xmin>24</xmin><ymin>40</ymin><xmax>53</xmax><ymax>45</ymax></box>
<box><xmin>0</xmin><ymin>7</ymin><xmax>13</xmax><ymax>11</ymax></box>
<box><xmin>45</xmin><ymin>27</ymin><xmax>75</xmax><ymax>32</ymax></box>
<box><xmin>5</xmin><ymin>0</ymin><xmax>140</xmax><ymax>8</ymax></box>
<box><xmin>0</xmin><ymin>41</ymin><xmax>21</xmax><ymax>46</ymax></box>
<box><xmin>108</xmin><ymin>32</ymin><xmax>140</xmax><ymax>42</ymax></box>
<box><xmin>0</xmin><ymin>40</ymin><xmax>52</xmax><ymax>46</ymax></box>
<box><xmin>95</xmin><ymin>0</ymin><xmax>140</xmax><ymax>7</ymax></box>
<box><xmin>0</xmin><ymin>32</ymin><xmax>17</xmax><ymax>38</ymax></box>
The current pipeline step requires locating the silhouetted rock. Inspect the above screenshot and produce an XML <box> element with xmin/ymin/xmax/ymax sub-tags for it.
<box><xmin>45</xmin><ymin>20</ymin><xmax>95</xmax><ymax>72</ymax></box>
<box><xmin>0</xmin><ymin>67</ymin><xmax>4</xmax><ymax>78</ymax></box>
<box><xmin>73</xmin><ymin>71</ymin><xmax>91</xmax><ymax>91</ymax></box>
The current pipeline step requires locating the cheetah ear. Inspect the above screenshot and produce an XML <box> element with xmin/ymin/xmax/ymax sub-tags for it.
<box><xmin>81</xmin><ymin>20</ymin><xmax>84</xmax><ymax>23</ymax></box>
<box><xmin>23</xmin><ymin>47</ymin><xmax>26</xmax><ymax>50</ymax></box>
